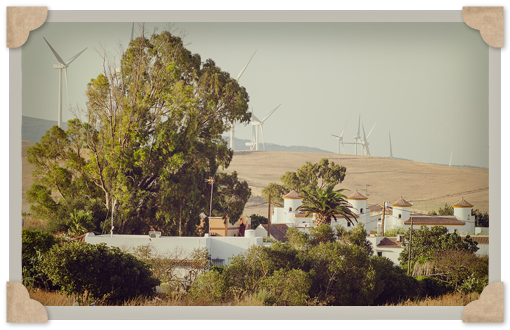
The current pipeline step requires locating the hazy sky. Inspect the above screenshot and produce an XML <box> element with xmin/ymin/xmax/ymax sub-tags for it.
<box><xmin>22</xmin><ymin>22</ymin><xmax>489</xmax><ymax>167</ymax></box>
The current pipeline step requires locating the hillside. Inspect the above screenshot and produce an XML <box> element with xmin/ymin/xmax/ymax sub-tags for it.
<box><xmin>22</xmin><ymin>142</ymin><xmax>489</xmax><ymax>217</ymax></box>
<box><xmin>224</xmin><ymin>150</ymin><xmax>489</xmax><ymax>216</ymax></box>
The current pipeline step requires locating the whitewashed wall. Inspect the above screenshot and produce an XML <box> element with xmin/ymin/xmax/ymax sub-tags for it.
<box><xmin>84</xmin><ymin>233</ymin><xmax>261</xmax><ymax>264</ymax></box>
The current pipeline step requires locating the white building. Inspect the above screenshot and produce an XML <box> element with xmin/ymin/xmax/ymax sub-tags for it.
<box><xmin>377</xmin><ymin>196</ymin><xmax>477</xmax><ymax>235</ymax></box>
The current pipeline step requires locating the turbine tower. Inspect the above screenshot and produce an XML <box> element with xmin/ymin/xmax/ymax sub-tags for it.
<box><xmin>331</xmin><ymin>121</ymin><xmax>348</xmax><ymax>154</ymax></box>
<box><xmin>361</xmin><ymin>123</ymin><xmax>376</xmax><ymax>156</ymax></box>
<box><xmin>230</xmin><ymin>51</ymin><xmax>257</xmax><ymax>151</ymax></box>
<box><xmin>353</xmin><ymin>115</ymin><xmax>362</xmax><ymax>155</ymax></box>
<box><xmin>247</xmin><ymin>104</ymin><xmax>281</xmax><ymax>150</ymax></box>
<box><xmin>44</xmin><ymin>37</ymin><xmax>87</xmax><ymax>128</ymax></box>
<box><xmin>449</xmin><ymin>152</ymin><xmax>453</xmax><ymax>166</ymax></box>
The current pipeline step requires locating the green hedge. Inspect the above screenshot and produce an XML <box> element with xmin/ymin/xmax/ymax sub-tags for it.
<box><xmin>41</xmin><ymin>241</ymin><xmax>160</xmax><ymax>303</ymax></box>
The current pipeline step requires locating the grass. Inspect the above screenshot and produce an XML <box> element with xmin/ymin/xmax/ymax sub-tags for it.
<box><xmin>22</xmin><ymin>215</ymin><xmax>48</xmax><ymax>231</ymax></box>
<box><xmin>28</xmin><ymin>288</ymin><xmax>75</xmax><ymax>306</ymax></box>
<box><xmin>383</xmin><ymin>291</ymin><xmax>480</xmax><ymax>306</ymax></box>
<box><xmin>28</xmin><ymin>288</ymin><xmax>480</xmax><ymax>307</ymax></box>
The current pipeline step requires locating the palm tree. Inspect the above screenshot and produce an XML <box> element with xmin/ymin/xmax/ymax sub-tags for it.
<box><xmin>296</xmin><ymin>184</ymin><xmax>357</xmax><ymax>227</ymax></box>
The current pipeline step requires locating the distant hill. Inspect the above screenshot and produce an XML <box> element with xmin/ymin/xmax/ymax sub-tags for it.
<box><xmin>223</xmin><ymin>136</ymin><xmax>333</xmax><ymax>154</ymax></box>
<box><xmin>23</xmin><ymin>116</ymin><xmax>68</xmax><ymax>143</ymax></box>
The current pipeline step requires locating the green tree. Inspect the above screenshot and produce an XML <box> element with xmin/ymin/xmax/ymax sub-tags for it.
<box><xmin>398</xmin><ymin>225</ymin><xmax>479</xmax><ymax>270</ymax></box>
<box><xmin>248</xmin><ymin>214</ymin><xmax>268</xmax><ymax>230</ymax></box>
<box><xmin>262</xmin><ymin>158</ymin><xmax>347</xmax><ymax>206</ymax></box>
<box><xmin>472</xmin><ymin>209</ymin><xmax>489</xmax><ymax>228</ymax></box>
<box><xmin>428</xmin><ymin>203</ymin><xmax>453</xmax><ymax>216</ymax></box>
<box><xmin>296</xmin><ymin>184</ymin><xmax>357</xmax><ymax>226</ymax></box>
<box><xmin>27</xmin><ymin>28</ymin><xmax>252</xmax><ymax>235</ymax></box>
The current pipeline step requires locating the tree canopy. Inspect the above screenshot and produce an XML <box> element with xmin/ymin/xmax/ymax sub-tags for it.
<box><xmin>261</xmin><ymin>158</ymin><xmax>347</xmax><ymax>206</ymax></box>
<box><xmin>398</xmin><ymin>225</ymin><xmax>479</xmax><ymax>269</ymax></box>
<box><xmin>296</xmin><ymin>184</ymin><xmax>357</xmax><ymax>227</ymax></box>
<box><xmin>27</xmin><ymin>28</ymin><xmax>252</xmax><ymax>235</ymax></box>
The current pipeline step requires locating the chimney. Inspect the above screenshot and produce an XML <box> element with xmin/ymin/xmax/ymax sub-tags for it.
<box><xmin>397</xmin><ymin>234</ymin><xmax>402</xmax><ymax>242</ymax></box>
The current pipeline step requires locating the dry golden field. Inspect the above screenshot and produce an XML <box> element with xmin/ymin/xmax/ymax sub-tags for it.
<box><xmin>224</xmin><ymin>150</ymin><xmax>489</xmax><ymax>216</ymax></box>
<box><xmin>22</xmin><ymin>141</ymin><xmax>489</xmax><ymax>216</ymax></box>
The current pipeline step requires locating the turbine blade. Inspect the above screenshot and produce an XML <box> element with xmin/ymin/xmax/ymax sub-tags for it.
<box><xmin>357</xmin><ymin>115</ymin><xmax>361</xmax><ymax>135</ymax></box>
<box><xmin>66</xmin><ymin>47</ymin><xmax>88</xmax><ymax>66</ymax></box>
<box><xmin>236</xmin><ymin>50</ymin><xmax>257</xmax><ymax>81</ymax></box>
<box><xmin>261</xmin><ymin>104</ymin><xmax>281</xmax><ymax>123</ymax></box>
<box><xmin>251</xmin><ymin>113</ymin><xmax>262</xmax><ymax>123</ymax></box>
<box><xmin>341</xmin><ymin>121</ymin><xmax>348</xmax><ymax>137</ymax></box>
<box><xmin>331</xmin><ymin>134</ymin><xmax>341</xmax><ymax>138</ymax></box>
<box><xmin>367</xmin><ymin>123</ymin><xmax>377</xmax><ymax>139</ymax></box>
<box><xmin>43</xmin><ymin>37</ymin><xmax>66</xmax><ymax>66</ymax></box>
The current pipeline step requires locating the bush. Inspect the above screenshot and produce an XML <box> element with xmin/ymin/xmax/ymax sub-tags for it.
<box><xmin>40</xmin><ymin>241</ymin><xmax>160</xmax><ymax>303</ymax></box>
<box><xmin>370</xmin><ymin>256</ymin><xmax>420</xmax><ymax>305</ymax></box>
<box><xmin>259</xmin><ymin>269</ymin><xmax>312</xmax><ymax>306</ymax></box>
<box><xmin>416</xmin><ymin>276</ymin><xmax>454</xmax><ymax>298</ymax></box>
<box><xmin>22</xmin><ymin>229</ymin><xmax>60</xmax><ymax>289</ymax></box>
<box><xmin>187</xmin><ymin>270</ymin><xmax>228</xmax><ymax>303</ymax></box>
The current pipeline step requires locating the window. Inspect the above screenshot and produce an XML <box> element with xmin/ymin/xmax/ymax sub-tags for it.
<box><xmin>347</xmin><ymin>222</ymin><xmax>351</xmax><ymax>227</ymax></box>
<box><xmin>377</xmin><ymin>252</ymin><xmax>382</xmax><ymax>257</ymax></box>
<box><xmin>454</xmin><ymin>229</ymin><xmax>458</xmax><ymax>233</ymax></box>
<box><xmin>360</xmin><ymin>208</ymin><xmax>363</xmax><ymax>214</ymax></box>
<box><xmin>398</xmin><ymin>214</ymin><xmax>402</xmax><ymax>219</ymax></box>
<box><xmin>289</xmin><ymin>207</ymin><xmax>292</xmax><ymax>212</ymax></box>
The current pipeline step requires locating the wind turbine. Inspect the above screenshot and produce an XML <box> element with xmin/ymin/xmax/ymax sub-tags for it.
<box><xmin>249</xmin><ymin>104</ymin><xmax>281</xmax><ymax>150</ymax></box>
<box><xmin>361</xmin><ymin>123</ymin><xmax>376</xmax><ymax>156</ymax></box>
<box><xmin>353</xmin><ymin>115</ymin><xmax>363</xmax><ymax>155</ymax></box>
<box><xmin>331</xmin><ymin>121</ymin><xmax>348</xmax><ymax>154</ymax></box>
<box><xmin>361</xmin><ymin>123</ymin><xmax>377</xmax><ymax>156</ymax></box>
<box><xmin>230</xmin><ymin>51</ymin><xmax>257</xmax><ymax>151</ymax></box>
<box><xmin>44</xmin><ymin>37</ymin><xmax>87</xmax><ymax>129</ymax></box>
<box><xmin>389</xmin><ymin>131</ymin><xmax>394</xmax><ymax>158</ymax></box>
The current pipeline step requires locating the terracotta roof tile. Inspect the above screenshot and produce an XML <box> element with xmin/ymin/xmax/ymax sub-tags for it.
<box><xmin>283</xmin><ymin>190</ymin><xmax>303</xmax><ymax>199</ymax></box>
<box><xmin>403</xmin><ymin>216</ymin><xmax>466</xmax><ymax>226</ymax></box>
<box><xmin>347</xmin><ymin>190</ymin><xmax>368</xmax><ymax>200</ymax></box>
<box><xmin>262</xmin><ymin>224</ymin><xmax>290</xmax><ymax>242</ymax></box>
<box><xmin>377</xmin><ymin>237</ymin><xmax>402</xmax><ymax>248</ymax></box>
<box><xmin>391</xmin><ymin>197</ymin><xmax>413</xmax><ymax>207</ymax></box>
<box><xmin>463</xmin><ymin>236</ymin><xmax>489</xmax><ymax>244</ymax></box>
<box><xmin>452</xmin><ymin>197</ymin><xmax>474</xmax><ymax>208</ymax></box>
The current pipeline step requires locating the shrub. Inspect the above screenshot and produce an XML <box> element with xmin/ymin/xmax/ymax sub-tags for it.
<box><xmin>370</xmin><ymin>256</ymin><xmax>420</xmax><ymax>305</ymax></box>
<box><xmin>40</xmin><ymin>241</ymin><xmax>160</xmax><ymax>303</ymax></box>
<box><xmin>416</xmin><ymin>276</ymin><xmax>454</xmax><ymax>298</ymax></box>
<box><xmin>22</xmin><ymin>229</ymin><xmax>60</xmax><ymax>289</ymax></box>
<box><xmin>259</xmin><ymin>268</ymin><xmax>312</xmax><ymax>306</ymax></box>
<box><xmin>187</xmin><ymin>270</ymin><xmax>228</xmax><ymax>303</ymax></box>
<box><xmin>428</xmin><ymin>250</ymin><xmax>488</xmax><ymax>291</ymax></box>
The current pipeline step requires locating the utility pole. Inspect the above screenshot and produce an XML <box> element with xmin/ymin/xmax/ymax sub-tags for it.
<box><xmin>267</xmin><ymin>194</ymin><xmax>271</xmax><ymax>240</ymax></box>
<box><xmin>205</xmin><ymin>177</ymin><xmax>215</xmax><ymax>236</ymax></box>
<box><xmin>407</xmin><ymin>216</ymin><xmax>414</xmax><ymax>275</ymax></box>
<box><xmin>381</xmin><ymin>201</ymin><xmax>385</xmax><ymax>236</ymax></box>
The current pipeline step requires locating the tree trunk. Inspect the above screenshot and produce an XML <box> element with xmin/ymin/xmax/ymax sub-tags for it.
<box><xmin>315</xmin><ymin>215</ymin><xmax>331</xmax><ymax>227</ymax></box>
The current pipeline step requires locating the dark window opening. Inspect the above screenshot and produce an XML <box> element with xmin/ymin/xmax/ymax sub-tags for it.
<box><xmin>377</xmin><ymin>252</ymin><xmax>382</xmax><ymax>257</ymax></box>
<box><xmin>398</xmin><ymin>214</ymin><xmax>402</xmax><ymax>219</ymax></box>
<box><xmin>360</xmin><ymin>208</ymin><xmax>363</xmax><ymax>214</ymax></box>
<box><xmin>289</xmin><ymin>207</ymin><xmax>292</xmax><ymax>212</ymax></box>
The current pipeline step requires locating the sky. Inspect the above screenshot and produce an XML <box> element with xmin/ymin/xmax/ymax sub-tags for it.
<box><xmin>21</xmin><ymin>21</ymin><xmax>489</xmax><ymax>167</ymax></box>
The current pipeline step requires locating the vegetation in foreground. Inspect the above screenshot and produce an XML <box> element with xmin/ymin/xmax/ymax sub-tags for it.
<box><xmin>23</xmin><ymin>223</ymin><xmax>488</xmax><ymax>307</ymax></box>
